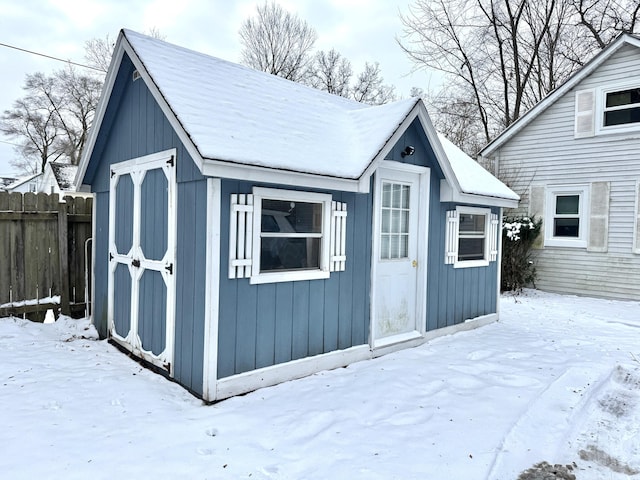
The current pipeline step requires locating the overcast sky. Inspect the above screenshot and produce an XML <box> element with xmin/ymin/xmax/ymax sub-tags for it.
<box><xmin>0</xmin><ymin>0</ymin><xmax>440</xmax><ymax>177</ymax></box>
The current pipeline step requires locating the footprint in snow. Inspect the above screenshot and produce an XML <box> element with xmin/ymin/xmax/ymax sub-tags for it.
<box><xmin>205</xmin><ymin>427</ymin><xmax>218</xmax><ymax>437</ymax></box>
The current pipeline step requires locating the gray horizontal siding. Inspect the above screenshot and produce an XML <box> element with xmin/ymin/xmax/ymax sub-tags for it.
<box><xmin>494</xmin><ymin>43</ymin><xmax>640</xmax><ymax>300</ymax></box>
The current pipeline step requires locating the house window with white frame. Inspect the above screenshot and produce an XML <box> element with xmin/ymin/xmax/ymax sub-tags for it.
<box><xmin>228</xmin><ymin>187</ymin><xmax>347</xmax><ymax>284</ymax></box>
<box><xmin>544</xmin><ymin>185</ymin><xmax>589</xmax><ymax>248</ymax></box>
<box><xmin>444</xmin><ymin>206</ymin><xmax>499</xmax><ymax>268</ymax></box>
<box><xmin>603</xmin><ymin>87</ymin><xmax>640</xmax><ymax>127</ymax></box>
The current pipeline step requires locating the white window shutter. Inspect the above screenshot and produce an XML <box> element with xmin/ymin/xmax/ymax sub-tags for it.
<box><xmin>445</xmin><ymin>210</ymin><xmax>459</xmax><ymax>264</ymax></box>
<box><xmin>330</xmin><ymin>201</ymin><xmax>347</xmax><ymax>272</ymax></box>
<box><xmin>634</xmin><ymin>181</ymin><xmax>640</xmax><ymax>254</ymax></box>
<box><xmin>588</xmin><ymin>182</ymin><xmax>609</xmax><ymax>253</ymax></box>
<box><xmin>229</xmin><ymin>194</ymin><xmax>254</xmax><ymax>279</ymax></box>
<box><xmin>529</xmin><ymin>185</ymin><xmax>545</xmax><ymax>249</ymax></box>
<box><xmin>575</xmin><ymin>89</ymin><xmax>595</xmax><ymax>138</ymax></box>
<box><xmin>489</xmin><ymin>213</ymin><xmax>499</xmax><ymax>262</ymax></box>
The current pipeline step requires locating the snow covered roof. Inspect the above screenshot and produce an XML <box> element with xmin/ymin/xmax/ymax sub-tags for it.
<box><xmin>78</xmin><ymin>29</ymin><xmax>517</xmax><ymax>206</ymax></box>
<box><xmin>49</xmin><ymin>163</ymin><xmax>77</xmax><ymax>191</ymax></box>
<box><xmin>438</xmin><ymin>134</ymin><xmax>519</xmax><ymax>201</ymax></box>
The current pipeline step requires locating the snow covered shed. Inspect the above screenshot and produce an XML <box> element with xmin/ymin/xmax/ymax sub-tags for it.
<box><xmin>76</xmin><ymin>29</ymin><xmax>518</xmax><ymax>401</ymax></box>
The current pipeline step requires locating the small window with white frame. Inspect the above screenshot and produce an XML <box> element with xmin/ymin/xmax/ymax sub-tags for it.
<box><xmin>603</xmin><ymin>86</ymin><xmax>640</xmax><ymax>128</ymax></box>
<box><xmin>445</xmin><ymin>206</ymin><xmax>499</xmax><ymax>268</ymax></box>
<box><xmin>544</xmin><ymin>185</ymin><xmax>589</xmax><ymax>248</ymax></box>
<box><xmin>228</xmin><ymin>187</ymin><xmax>347</xmax><ymax>284</ymax></box>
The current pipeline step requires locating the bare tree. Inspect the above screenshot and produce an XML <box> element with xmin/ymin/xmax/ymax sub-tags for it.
<box><xmin>1</xmin><ymin>90</ymin><xmax>63</xmax><ymax>174</ymax></box>
<box><xmin>84</xmin><ymin>34</ymin><xmax>115</xmax><ymax>73</ymax></box>
<box><xmin>0</xmin><ymin>66</ymin><xmax>101</xmax><ymax>173</ymax></box>
<box><xmin>571</xmin><ymin>0</ymin><xmax>640</xmax><ymax>49</ymax></box>
<box><xmin>399</xmin><ymin>0</ymin><xmax>640</xmax><ymax>151</ymax></box>
<box><xmin>307</xmin><ymin>49</ymin><xmax>353</xmax><ymax>97</ymax></box>
<box><xmin>352</xmin><ymin>62</ymin><xmax>397</xmax><ymax>105</ymax></box>
<box><xmin>239</xmin><ymin>1</ymin><xmax>317</xmax><ymax>82</ymax></box>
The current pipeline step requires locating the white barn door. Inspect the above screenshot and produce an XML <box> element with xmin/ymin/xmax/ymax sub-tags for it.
<box><xmin>108</xmin><ymin>149</ymin><xmax>177</xmax><ymax>373</ymax></box>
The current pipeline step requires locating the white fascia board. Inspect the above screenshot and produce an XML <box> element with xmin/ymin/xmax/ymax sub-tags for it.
<box><xmin>358</xmin><ymin>102</ymin><xmax>463</xmax><ymax>196</ymax></box>
<box><xmin>120</xmin><ymin>40</ymin><xmax>205</xmax><ymax>172</ymax></box>
<box><xmin>481</xmin><ymin>34</ymin><xmax>640</xmax><ymax>157</ymax></box>
<box><xmin>440</xmin><ymin>179</ymin><xmax>519</xmax><ymax>208</ymax></box>
<box><xmin>75</xmin><ymin>31</ymin><xmax>206</xmax><ymax>191</ymax></box>
<box><xmin>75</xmin><ymin>35</ymin><xmax>130</xmax><ymax>191</ymax></box>
<box><xmin>201</xmin><ymin>159</ymin><xmax>365</xmax><ymax>193</ymax></box>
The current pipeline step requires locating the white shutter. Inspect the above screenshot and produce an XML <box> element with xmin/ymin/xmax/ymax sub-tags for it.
<box><xmin>330</xmin><ymin>201</ymin><xmax>347</xmax><ymax>272</ymax></box>
<box><xmin>529</xmin><ymin>185</ymin><xmax>545</xmax><ymax>249</ymax></box>
<box><xmin>575</xmin><ymin>89</ymin><xmax>595</xmax><ymax>138</ymax></box>
<box><xmin>634</xmin><ymin>181</ymin><xmax>640</xmax><ymax>254</ymax></box>
<box><xmin>229</xmin><ymin>194</ymin><xmax>254</xmax><ymax>279</ymax></box>
<box><xmin>489</xmin><ymin>213</ymin><xmax>499</xmax><ymax>262</ymax></box>
<box><xmin>587</xmin><ymin>182</ymin><xmax>609</xmax><ymax>253</ymax></box>
<box><xmin>445</xmin><ymin>210</ymin><xmax>459</xmax><ymax>264</ymax></box>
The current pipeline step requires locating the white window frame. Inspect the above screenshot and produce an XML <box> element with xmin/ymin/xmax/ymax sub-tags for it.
<box><xmin>250</xmin><ymin>187</ymin><xmax>332</xmax><ymax>284</ymax></box>
<box><xmin>596</xmin><ymin>82</ymin><xmax>640</xmax><ymax>135</ymax></box>
<box><xmin>454</xmin><ymin>206</ymin><xmax>491</xmax><ymax>269</ymax></box>
<box><xmin>544</xmin><ymin>185</ymin><xmax>589</xmax><ymax>248</ymax></box>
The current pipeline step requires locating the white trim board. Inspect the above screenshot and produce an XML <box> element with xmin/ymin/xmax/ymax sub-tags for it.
<box><xmin>212</xmin><ymin>312</ymin><xmax>497</xmax><ymax>401</ymax></box>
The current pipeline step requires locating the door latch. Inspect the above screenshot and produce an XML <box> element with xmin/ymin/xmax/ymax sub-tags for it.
<box><xmin>411</xmin><ymin>259</ymin><xmax>418</xmax><ymax>268</ymax></box>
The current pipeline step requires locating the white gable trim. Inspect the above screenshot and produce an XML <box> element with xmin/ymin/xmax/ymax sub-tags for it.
<box><xmin>75</xmin><ymin>31</ymin><xmax>206</xmax><ymax>190</ymax></box>
<box><xmin>481</xmin><ymin>34</ymin><xmax>640</xmax><ymax>157</ymax></box>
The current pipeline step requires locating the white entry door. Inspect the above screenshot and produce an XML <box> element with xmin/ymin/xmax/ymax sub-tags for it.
<box><xmin>372</xmin><ymin>164</ymin><xmax>428</xmax><ymax>346</ymax></box>
<box><xmin>108</xmin><ymin>149</ymin><xmax>177</xmax><ymax>373</ymax></box>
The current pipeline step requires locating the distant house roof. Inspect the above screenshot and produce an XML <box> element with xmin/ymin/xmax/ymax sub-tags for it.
<box><xmin>78</xmin><ymin>29</ymin><xmax>517</xmax><ymax>205</ymax></box>
<box><xmin>480</xmin><ymin>33</ymin><xmax>640</xmax><ymax>157</ymax></box>
<box><xmin>0</xmin><ymin>177</ymin><xmax>17</xmax><ymax>188</ymax></box>
<box><xmin>5</xmin><ymin>173</ymin><xmax>41</xmax><ymax>191</ymax></box>
<box><xmin>49</xmin><ymin>162</ymin><xmax>78</xmax><ymax>191</ymax></box>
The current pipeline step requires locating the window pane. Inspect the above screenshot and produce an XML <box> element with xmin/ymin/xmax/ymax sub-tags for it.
<box><xmin>390</xmin><ymin>234</ymin><xmax>400</xmax><ymax>259</ymax></box>
<box><xmin>381</xmin><ymin>209</ymin><xmax>391</xmax><ymax>233</ymax></box>
<box><xmin>606</xmin><ymin>88</ymin><xmax>640</xmax><ymax>107</ymax></box>
<box><xmin>459</xmin><ymin>213</ymin><xmax>485</xmax><ymax>234</ymax></box>
<box><xmin>554</xmin><ymin>218</ymin><xmax>579</xmax><ymax>237</ymax></box>
<box><xmin>604</xmin><ymin>107</ymin><xmax>640</xmax><ymax>126</ymax></box>
<box><xmin>400</xmin><ymin>234</ymin><xmax>409</xmax><ymax>258</ymax></box>
<box><xmin>401</xmin><ymin>210</ymin><xmax>409</xmax><ymax>233</ymax></box>
<box><xmin>458</xmin><ymin>238</ymin><xmax>485</xmax><ymax>261</ymax></box>
<box><xmin>392</xmin><ymin>184</ymin><xmax>402</xmax><ymax>208</ymax></box>
<box><xmin>401</xmin><ymin>185</ymin><xmax>410</xmax><ymax>208</ymax></box>
<box><xmin>262</xmin><ymin>199</ymin><xmax>321</xmax><ymax>233</ymax></box>
<box><xmin>555</xmin><ymin>195</ymin><xmax>579</xmax><ymax>215</ymax></box>
<box><xmin>260</xmin><ymin>237</ymin><xmax>320</xmax><ymax>271</ymax></box>
<box><xmin>392</xmin><ymin>209</ymin><xmax>401</xmax><ymax>233</ymax></box>
<box><xmin>382</xmin><ymin>183</ymin><xmax>392</xmax><ymax>208</ymax></box>
<box><xmin>381</xmin><ymin>234</ymin><xmax>390</xmax><ymax>260</ymax></box>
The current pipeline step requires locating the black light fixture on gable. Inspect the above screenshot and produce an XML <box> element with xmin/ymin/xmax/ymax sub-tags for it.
<box><xmin>401</xmin><ymin>145</ymin><xmax>415</xmax><ymax>158</ymax></box>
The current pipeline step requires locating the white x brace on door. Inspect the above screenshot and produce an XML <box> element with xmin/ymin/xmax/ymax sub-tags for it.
<box><xmin>108</xmin><ymin>149</ymin><xmax>177</xmax><ymax>373</ymax></box>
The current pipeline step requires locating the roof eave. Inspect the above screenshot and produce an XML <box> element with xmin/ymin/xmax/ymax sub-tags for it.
<box><xmin>480</xmin><ymin>33</ymin><xmax>640</xmax><ymax>158</ymax></box>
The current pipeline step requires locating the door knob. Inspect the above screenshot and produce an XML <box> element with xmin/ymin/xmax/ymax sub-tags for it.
<box><xmin>412</xmin><ymin>259</ymin><xmax>418</xmax><ymax>268</ymax></box>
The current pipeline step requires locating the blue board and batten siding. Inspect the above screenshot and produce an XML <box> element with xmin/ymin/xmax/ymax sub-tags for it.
<box><xmin>385</xmin><ymin>120</ymin><xmax>499</xmax><ymax>331</ymax></box>
<box><xmin>84</xmin><ymin>51</ymin><xmax>500</xmax><ymax>397</ymax></box>
<box><xmin>84</xmin><ymin>53</ymin><xmax>207</xmax><ymax>395</ymax></box>
<box><xmin>218</xmin><ymin>181</ymin><xmax>372</xmax><ymax>378</ymax></box>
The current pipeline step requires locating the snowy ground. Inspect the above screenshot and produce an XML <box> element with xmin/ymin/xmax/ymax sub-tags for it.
<box><xmin>1</xmin><ymin>290</ymin><xmax>639</xmax><ymax>480</ymax></box>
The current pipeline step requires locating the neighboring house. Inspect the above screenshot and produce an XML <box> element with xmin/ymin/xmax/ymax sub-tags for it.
<box><xmin>39</xmin><ymin>162</ymin><xmax>82</xmax><ymax>196</ymax></box>
<box><xmin>4</xmin><ymin>173</ymin><xmax>42</xmax><ymax>193</ymax></box>
<box><xmin>0</xmin><ymin>177</ymin><xmax>17</xmax><ymax>189</ymax></box>
<box><xmin>76</xmin><ymin>29</ymin><xmax>518</xmax><ymax>401</ymax></box>
<box><xmin>480</xmin><ymin>33</ymin><xmax>640</xmax><ymax>301</ymax></box>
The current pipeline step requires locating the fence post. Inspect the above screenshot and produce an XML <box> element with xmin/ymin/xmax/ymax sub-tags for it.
<box><xmin>57</xmin><ymin>199</ymin><xmax>70</xmax><ymax>316</ymax></box>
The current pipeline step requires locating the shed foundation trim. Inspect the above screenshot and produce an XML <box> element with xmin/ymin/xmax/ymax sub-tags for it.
<box><xmin>211</xmin><ymin>312</ymin><xmax>498</xmax><ymax>401</ymax></box>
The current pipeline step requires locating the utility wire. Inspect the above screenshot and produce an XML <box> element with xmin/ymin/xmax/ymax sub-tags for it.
<box><xmin>0</xmin><ymin>41</ymin><xmax>104</xmax><ymax>72</ymax></box>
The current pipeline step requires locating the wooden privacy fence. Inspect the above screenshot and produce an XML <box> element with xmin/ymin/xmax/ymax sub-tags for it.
<box><xmin>0</xmin><ymin>192</ymin><xmax>92</xmax><ymax>321</ymax></box>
